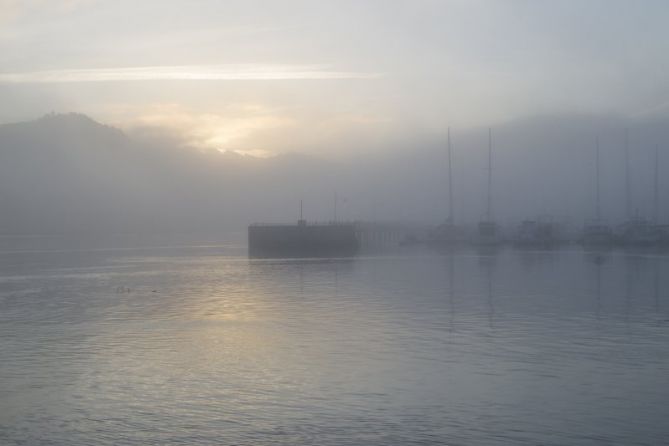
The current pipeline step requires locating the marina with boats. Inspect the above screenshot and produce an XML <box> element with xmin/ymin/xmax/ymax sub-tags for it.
<box><xmin>249</xmin><ymin>128</ymin><xmax>669</xmax><ymax>257</ymax></box>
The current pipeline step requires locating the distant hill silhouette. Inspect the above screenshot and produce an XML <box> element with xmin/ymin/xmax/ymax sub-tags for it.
<box><xmin>0</xmin><ymin>113</ymin><xmax>334</xmax><ymax>234</ymax></box>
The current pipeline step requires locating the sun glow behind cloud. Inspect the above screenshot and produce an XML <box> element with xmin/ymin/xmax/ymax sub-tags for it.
<box><xmin>0</xmin><ymin>64</ymin><xmax>381</xmax><ymax>83</ymax></box>
<box><xmin>112</xmin><ymin>103</ymin><xmax>294</xmax><ymax>156</ymax></box>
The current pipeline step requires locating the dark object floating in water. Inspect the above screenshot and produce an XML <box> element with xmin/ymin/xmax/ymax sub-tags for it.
<box><xmin>248</xmin><ymin>219</ymin><xmax>359</xmax><ymax>258</ymax></box>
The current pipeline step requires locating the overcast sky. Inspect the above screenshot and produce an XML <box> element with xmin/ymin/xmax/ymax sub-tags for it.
<box><xmin>1</xmin><ymin>0</ymin><xmax>668</xmax><ymax>156</ymax></box>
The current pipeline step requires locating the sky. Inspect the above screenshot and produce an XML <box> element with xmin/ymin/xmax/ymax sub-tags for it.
<box><xmin>1</xmin><ymin>0</ymin><xmax>669</xmax><ymax>157</ymax></box>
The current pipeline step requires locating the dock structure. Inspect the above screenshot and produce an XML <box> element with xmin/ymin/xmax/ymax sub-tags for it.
<box><xmin>354</xmin><ymin>221</ymin><xmax>424</xmax><ymax>247</ymax></box>
<box><xmin>248</xmin><ymin>221</ymin><xmax>359</xmax><ymax>258</ymax></box>
<box><xmin>248</xmin><ymin>219</ymin><xmax>428</xmax><ymax>257</ymax></box>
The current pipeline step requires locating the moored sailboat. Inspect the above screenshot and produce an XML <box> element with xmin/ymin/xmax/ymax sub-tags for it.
<box><xmin>475</xmin><ymin>128</ymin><xmax>502</xmax><ymax>245</ymax></box>
<box><xmin>428</xmin><ymin>127</ymin><xmax>465</xmax><ymax>245</ymax></box>
<box><xmin>583</xmin><ymin>137</ymin><xmax>613</xmax><ymax>246</ymax></box>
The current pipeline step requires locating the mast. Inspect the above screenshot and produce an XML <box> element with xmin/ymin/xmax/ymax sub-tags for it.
<box><xmin>447</xmin><ymin>127</ymin><xmax>454</xmax><ymax>224</ymax></box>
<box><xmin>486</xmin><ymin>128</ymin><xmax>492</xmax><ymax>221</ymax></box>
<box><xmin>300</xmin><ymin>199</ymin><xmax>303</xmax><ymax>220</ymax></box>
<box><xmin>625</xmin><ymin>129</ymin><xmax>631</xmax><ymax>220</ymax></box>
<box><xmin>596</xmin><ymin>137</ymin><xmax>601</xmax><ymax>221</ymax></box>
<box><xmin>334</xmin><ymin>191</ymin><xmax>338</xmax><ymax>223</ymax></box>
<box><xmin>654</xmin><ymin>145</ymin><xmax>659</xmax><ymax>224</ymax></box>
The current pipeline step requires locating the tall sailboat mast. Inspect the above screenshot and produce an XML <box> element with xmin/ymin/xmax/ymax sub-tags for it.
<box><xmin>654</xmin><ymin>145</ymin><xmax>660</xmax><ymax>224</ymax></box>
<box><xmin>625</xmin><ymin>129</ymin><xmax>631</xmax><ymax>220</ymax></box>
<box><xmin>447</xmin><ymin>127</ymin><xmax>454</xmax><ymax>224</ymax></box>
<box><xmin>486</xmin><ymin>128</ymin><xmax>493</xmax><ymax>221</ymax></box>
<box><xmin>596</xmin><ymin>137</ymin><xmax>601</xmax><ymax>221</ymax></box>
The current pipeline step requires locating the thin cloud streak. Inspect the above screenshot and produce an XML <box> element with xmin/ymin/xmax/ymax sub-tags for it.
<box><xmin>0</xmin><ymin>64</ymin><xmax>382</xmax><ymax>83</ymax></box>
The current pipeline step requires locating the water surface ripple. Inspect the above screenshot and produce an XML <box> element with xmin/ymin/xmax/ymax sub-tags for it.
<box><xmin>1</xmin><ymin>246</ymin><xmax>668</xmax><ymax>445</ymax></box>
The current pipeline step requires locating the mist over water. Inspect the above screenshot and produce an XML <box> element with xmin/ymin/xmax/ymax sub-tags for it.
<box><xmin>2</xmin><ymin>96</ymin><xmax>669</xmax><ymax>446</ymax></box>
<box><xmin>3</xmin><ymin>1</ymin><xmax>669</xmax><ymax>444</ymax></box>
<box><xmin>0</xmin><ymin>243</ymin><xmax>668</xmax><ymax>445</ymax></box>
<box><xmin>1</xmin><ymin>112</ymin><xmax>669</xmax><ymax>235</ymax></box>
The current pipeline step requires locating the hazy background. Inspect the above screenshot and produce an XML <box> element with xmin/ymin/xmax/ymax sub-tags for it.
<box><xmin>1</xmin><ymin>0</ymin><xmax>669</xmax><ymax>236</ymax></box>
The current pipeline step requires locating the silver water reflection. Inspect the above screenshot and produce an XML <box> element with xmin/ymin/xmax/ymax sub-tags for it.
<box><xmin>1</xmin><ymin>246</ymin><xmax>668</xmax><ymax>445</ymax></box>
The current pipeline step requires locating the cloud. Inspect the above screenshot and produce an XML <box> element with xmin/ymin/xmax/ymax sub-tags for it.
<box><xmin>0</xmin><ymin>0</ymin><xmax>94</xmax><ymax>24</ymax></box>
<box><xmin>0</xmin><ymin>0</ymin><xmax>20</xmax><ymax>25</ymax></box>
<box><xmin>0</xmin><ymin>64</ymin><xmax>381</xmax><ymax>83</ymax></box>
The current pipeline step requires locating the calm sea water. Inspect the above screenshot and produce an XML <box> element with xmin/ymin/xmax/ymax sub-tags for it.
<box><xmin>1</xmin><ymin>240</ymin><xmax>668</xmax><ymax>445</ymax></box>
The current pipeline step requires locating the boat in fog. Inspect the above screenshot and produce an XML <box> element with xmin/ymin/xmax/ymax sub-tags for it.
<box><xmin>427</xmin><ymin>128</ymin><xmax>466</xmax><ymax>246</ymax></box>
<box><xmin>475</xmin><ymin>128</ymin><xmax>503</xmax><ymax>245</ymax></box>
<box><xmin>614</xmin><ymin>140</ymin><xmax>664</xmax><ymax>247</ymax></box>
<box><xmin>582</xmin><ymin>137</ymin><xmax>613</xmax><ymax>246</ymax></box>
<box><xmin>617</xmin><ymin>217</ymin><xmax>661</xmax><ymax>246</ymax></box>
<box><xmin>514</xmin><ymin>218</ymin><xmax>559</xmax><ymax>247</ymax></box>
<box><xmin>582</xmin><ymin>220</ymin><xmax>614</xmax><ymax>246</ymax></box>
